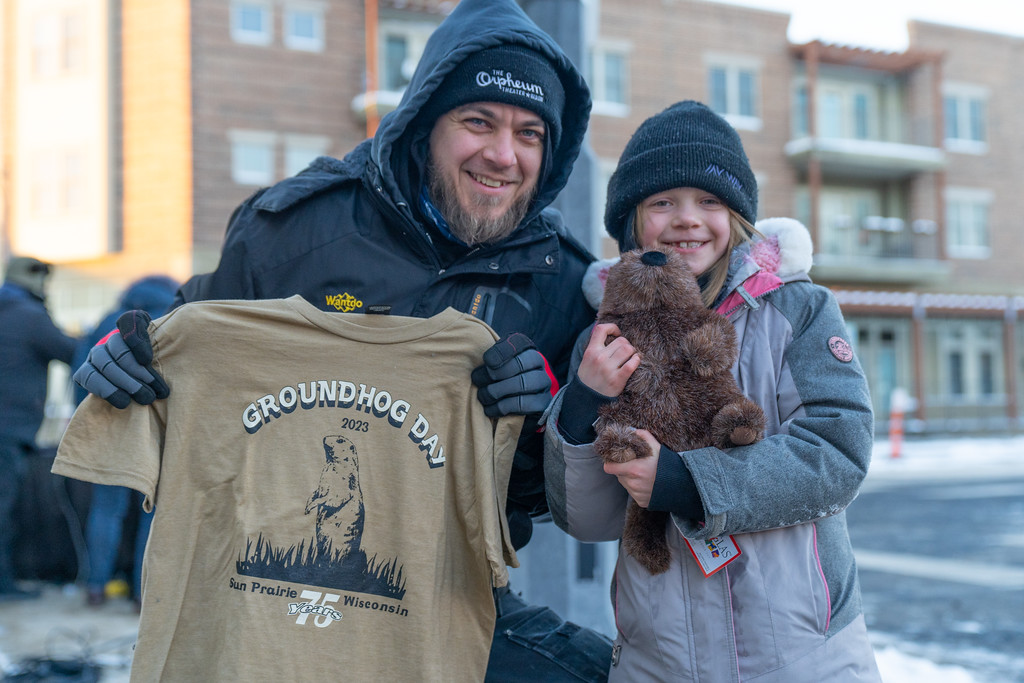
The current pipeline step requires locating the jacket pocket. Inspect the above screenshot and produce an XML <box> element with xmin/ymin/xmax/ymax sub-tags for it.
<box><xmin>729</xmin><ymin>525</ymin><xmax>831</xmax><ymax>678</ymax></box>
<box><xmin>612</xmin><ymin>548</ymin><xmax>697</xmax><ymax>679</ymax></box>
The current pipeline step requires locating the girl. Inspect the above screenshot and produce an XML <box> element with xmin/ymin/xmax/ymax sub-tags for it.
<box><xmin>543</xmin><ymin>100</ymin><xmax>882</xmax><ymax>681</ymax></box>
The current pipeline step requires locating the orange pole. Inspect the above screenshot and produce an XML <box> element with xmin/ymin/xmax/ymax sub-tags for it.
<box><xmin>889</xmin><ymin>406</ymin><xmax>904</xmax><ymax>459</ymax></box>
<box><xmin>889</xmin><ymin>388</ymin><xmax>909</xmax><ymax>459</ymax></box>
<box><xmin>364</xmin><ymin>0</ymin><xmax>380</xmax><ymax>138</ymax></box>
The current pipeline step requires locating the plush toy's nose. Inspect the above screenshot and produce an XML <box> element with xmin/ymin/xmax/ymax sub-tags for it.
<box><xmin>641</xmin><ymin>250</ymin><xmax>667</xmax><ymax>267</ymax></box>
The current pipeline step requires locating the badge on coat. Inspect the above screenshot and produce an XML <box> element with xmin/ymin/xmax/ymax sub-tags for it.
<box><xmin>828</xmin><ymin>336</ymin><xmax>854</xmax><ymax>362</ymax></box>
<box><xmin>683</xmin><ymin>535</ymin><xmax>742</xmax><ymax>577</ymax></box>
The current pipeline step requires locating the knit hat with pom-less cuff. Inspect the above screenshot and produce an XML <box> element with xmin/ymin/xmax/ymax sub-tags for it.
<box><xmin>419</xmin><ymin>44</ymin><xmax>566</xmax><ymax>155</ymax></box>
<box><xmin>604</xmin><ymin>100</ymin><xmax>758</xmax><ymax>252</ymax></box>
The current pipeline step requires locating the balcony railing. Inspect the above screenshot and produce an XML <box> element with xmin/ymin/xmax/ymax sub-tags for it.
<box><xmin>811</xmin><ymin>216</ymin><xmax>951</xmax><ymax>284</ymax></box>
<box><xmin>785</xmin><ymin>136</ymin><xmax>946</xmax><ymax>180</ymax></box>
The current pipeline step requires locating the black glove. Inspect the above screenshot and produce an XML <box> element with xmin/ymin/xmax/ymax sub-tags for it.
<box><xmin>73</xmin><ymin>310</ymin><xmax>169</xmax><ymax>409</ymax></box>
<box><xmin>471</xmin><ymin>332</ymin><xmax>553</xmax><ymax>418</ymax></box>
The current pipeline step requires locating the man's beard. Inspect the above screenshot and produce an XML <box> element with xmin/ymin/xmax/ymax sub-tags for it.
<box><xmin>426</xmin><ymin>161</ymin><xmax>535</xmax><ymax>246</ymax></box>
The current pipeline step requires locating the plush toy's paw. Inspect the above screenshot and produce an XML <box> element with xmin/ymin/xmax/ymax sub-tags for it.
<box><xmin>681</xmin><ymin>319</ymin><xmax>738</xmax><ymax>377</ymax></box>
<box><xmin>729</xmin><ymin>426</ymin><xmax>759</xmax><ymax>446</ymax></box>
<box><xmin>623</xmin><ymin>505</ymin><xmax>671</xmax><ymax>574</ymax></box>
<box><xmin>711</xmin><ymin>398</ymin><xmax>766</xmax><ymax>448</ymax></box>
<box><xmin>594</xmin><ymin>423</ymin><xmax>650</xmax><ymax>464</ymax></box>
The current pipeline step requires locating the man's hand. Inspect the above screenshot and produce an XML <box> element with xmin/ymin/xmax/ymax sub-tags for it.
<box><xmin>73</xmin><ymin>310</ymin><xmax>169</xmax><ymax>409</ymax></box>
<box><xmin>471</xmin><ymin>332</ymin><xmax>555</xmax><ymax>417</ymax></box>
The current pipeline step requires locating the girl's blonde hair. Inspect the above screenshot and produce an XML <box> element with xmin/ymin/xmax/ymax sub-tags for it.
<box><xmin>631</xmin><ymin>205</ymin><xmax>760</xmax><ymax>308</ymax></box>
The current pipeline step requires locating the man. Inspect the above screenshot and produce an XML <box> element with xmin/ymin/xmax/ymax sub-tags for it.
<box><xmin>0</xmin><ymin>256</ymin><xmax>77</xmax><ymax>599</ymax></box>
<box><xmin>74</xmin><ymin>0</ymin><xmax>610</xmax><ymax>679</ymax></box>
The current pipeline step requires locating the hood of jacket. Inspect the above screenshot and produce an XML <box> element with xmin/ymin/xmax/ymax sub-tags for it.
<box><xmin>581</xmin><ymin>217</ymin><xmax>814</xmax><ymax>311</ymax></box>
<box><xmin>369</xmin><ymin>0</ymin><xmax>592</xmax><ymax>229</ymax></box>
<box><xmin>118</xmin><ymin>275</ymin><xmax>180</xmax><ymax>318</ymax></box>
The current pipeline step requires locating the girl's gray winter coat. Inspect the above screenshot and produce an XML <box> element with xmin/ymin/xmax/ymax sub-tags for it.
<box><xmin>544</xmin><ymin>218</ymin><xmax>882</xmax><ymax>682</ymax></box>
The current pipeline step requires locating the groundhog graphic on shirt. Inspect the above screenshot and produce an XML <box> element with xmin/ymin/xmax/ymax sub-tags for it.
<box><xmin>235</xmin><ymin>433</ymin><xmax>406</xmax><ymax>600</ymax></box>
<box><xmin>306</xmin><ymin>435</ymin><xmax>365</xmax><ymax>561</ymax></box>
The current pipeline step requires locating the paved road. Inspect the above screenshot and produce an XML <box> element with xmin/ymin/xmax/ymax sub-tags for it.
<box><xmin>848</xmin><ymin>474</ymin><xmax>1024</xmax><ymax>682</ymax></box>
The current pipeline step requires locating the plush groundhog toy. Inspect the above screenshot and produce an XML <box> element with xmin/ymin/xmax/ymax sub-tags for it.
<box><xmin>593</xmin><ymin>247</ymin><xmax>765</xmax><ymax>575</ymax></box>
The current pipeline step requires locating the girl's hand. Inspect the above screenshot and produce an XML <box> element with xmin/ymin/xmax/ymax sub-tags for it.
<box><xmin>577</xmin><ymin>323</ymin><xmax>641</xmax><ymax>397</ymax></box>
<box><xmin>603</xmin><ymin>429</ymin><xmax>660</xmax><ymax>507</ymax></box>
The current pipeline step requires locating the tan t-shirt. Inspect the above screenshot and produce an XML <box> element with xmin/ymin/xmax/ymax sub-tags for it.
<box><xmin>54</xmin><ymin>297</ymin><xmax>523</xmax><ymax>682</ymax></box>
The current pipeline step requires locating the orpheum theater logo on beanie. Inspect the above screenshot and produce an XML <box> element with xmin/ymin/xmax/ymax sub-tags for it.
<box><xmin>420</xmin><ymin>43</ymin><xmax>566</xmax><ymax>151</ymax></box>
<box><xmin>475</xmin><ymin>69</ymin><xmax>547</xmax><ymax>104</ymax></box>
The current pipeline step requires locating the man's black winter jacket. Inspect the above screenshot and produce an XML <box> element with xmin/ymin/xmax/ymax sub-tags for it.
<box><xmin>177</xmin><ymin>0</ymin><xmax>595</xmax><ymax>549</ymax></box>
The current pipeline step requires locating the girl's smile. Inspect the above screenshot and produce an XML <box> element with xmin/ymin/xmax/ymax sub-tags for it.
<box><xmin>638</xmin><ymin>187</ymin><xmax>732</xmax><ymax>277</ymax></box>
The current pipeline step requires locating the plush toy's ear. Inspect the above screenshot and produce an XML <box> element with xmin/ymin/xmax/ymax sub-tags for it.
<box><xmin>583</xmin><ymin>257</ymin><xmax>619</xmax><ymax>309</ymax></box>
<box><xmin>753</xmin><ymin>217</ymin><xmax>813</xmax><ymax>276</ymax></box>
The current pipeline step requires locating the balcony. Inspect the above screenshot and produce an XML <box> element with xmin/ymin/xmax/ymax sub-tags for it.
<box><xmin>811</xmin><ymin>215</ymin><xmax>951</xmax><ymax>284</ymax></box>
<box><xmin>350</xmin><ymin>90</ymin><xmax>404</xmax><ymax>123</ymax></box>
<box><xmin>785</xmin><ymin>136</ymin><xmax>946</xmax><ymax>180</ymax></box>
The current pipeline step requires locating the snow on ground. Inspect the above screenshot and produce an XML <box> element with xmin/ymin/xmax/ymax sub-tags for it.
<box><xmin>868</xmin><ymin>434</ymin><xmax>1024</xmax><ymax>483</ymax></box>
<box><xmin>864</xmin><ymin>434</ymin><xmax>1024</xmax><ymax>682</ymax></box>
<box><xmin>874</xmin><ymin>644</ymin><xmax>981</xmax><ymax>683</ymax></box>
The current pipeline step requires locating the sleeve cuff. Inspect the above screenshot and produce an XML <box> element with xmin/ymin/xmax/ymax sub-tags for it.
<box><xmin>648</xmin><ymin>445</ymin><xmax>703</xmax><ymax>519</ymax></box>
<box><xmin>556</xmin><ymin>379</ymin><xmax>615</xmax><ymax>445</ymax></box>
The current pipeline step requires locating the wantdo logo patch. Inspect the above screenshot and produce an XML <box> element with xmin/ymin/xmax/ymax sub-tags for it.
<box><xmin>326</xmin><ymin>293</ymin><xmax>362</xmax><ymax>312</ymax></box>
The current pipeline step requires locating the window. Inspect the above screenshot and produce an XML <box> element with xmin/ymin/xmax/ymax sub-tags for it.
<box><xmin>30</xmin><ymin>149</ymin><xmax>87</xmax><ymax>216</ymax></box>
<box><xmin>704</xmin><ymin>55</ymin><xmax>761</xmax><ymax>130</ymax></box>
<box><xmin>593</xmin><ymin>158</ymin><xmax>618</xmax><ymax>257</ymax></box>
<box><xmin>382</xmin><ymin>34</ymin><xmax>409</xmax><ymax>91</ymax></box>
<box><xmin>231</xmin><ymin>1</ymin><xmax>272</xmax><ymax>46</ymax></box>
<box><xmin>31</xmin><ymin>10</ymin><xmax>86</xmax><ymax>77</ymax></box>
<box><xmin>817</xmin><ymin>83</ymin><xmax>878</xmax><ymax>140</ymax></box>
<box><xmin>793</xmin><ymin>85</ymin><xmax>809</xmax><ymax>137</ymax></box>
<box><xmin>31</xmin><ymin>152</ymin><xmax>60</xmax><ymax>215</ymax></box>
<box><xmin>229</xmin><ymin>130</ymin><xmax>277</xmax><ymax>185</ymax></box>
<box><xmin>64</xmin><ymin>151</ymin><xmax>86</xmax><ymax>212</ymax></box>
<box><xmin>852</xmin><ymin>93</ymin><xmax>869</xmax><ymax>139</ymax></box>
<box><xmin>845</xmin><ymin>316</ymin><xmax>913</xmax><ymax>419</ymax></box>
<box><xmin>928</xmin><ymin>319</ymin><xmax>1004</xmax><ymax>412</ymax></box>
<box><xmin>820</xmin><ymin>91</ymin><xmax>842</xmax><ymax>138</ymax></box>
<box><xmin>815</xmin><ymin>187</ymin><xmax>883</xmax><ymax>257</ymax></box>
<box><xmin>284</xmin><ymin>3</ymin><xmax>324</xmax><ymax>52</ymax></box>
<box><xmin>230</xmin><ymin>131</ymin><xmax>332</xmax><ymax>184</ymax></box>
<box><xmin>589</xmin><ymin>41</ymin><xmax>630</xmax><ymax>116</ymax></box>
<box><xmin>980</xmin><ymin>351</ymin><xmax>995</xmax><ymax>396</ymax></box>
<box><xmin>378</xmin><ymin>19</ymin><xmax>438</xmax><ymax>93</ymax></box>
<box><xmin>62</xmin><ymin>11</ymin><xmax>86</xmax><ymax>72</ymax></box>
<box><xmin>284</xmin><ymin>134</ymin><xmax>330</xmax><ymax>177</ymax></box>
<box><xmin>32</xmin><ymin>15</ymin><xmax>59</xmax><ymax>77</ymax></box>
<box><xmin>945</xmin><ymin>187</ymin><xmax>992</xmax><ymax>259</ymax></box>
<box><xmin>943</xmin><ymin>83</ymin><xmax>988</xmax><ymax>153</ymax></box>
<box><xmin>948</xmin><ymin>351</ymin><xmax>964</xmax><ymax>397</ymax></box>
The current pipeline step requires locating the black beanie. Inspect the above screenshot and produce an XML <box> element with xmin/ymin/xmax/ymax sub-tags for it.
<box><xmin>605</xmin><ymin>100</ymin><xmax>758</xmax><ymax>252</ymax></box>
<box><xmin>420</xmin><ymin>44</ymin><xmax>565</xmax><ymax>153</ymax></box>
<box><xmin>4</xmin><ymin>256</ymin><xmax>52</xmax><ymax>301</ymax></box>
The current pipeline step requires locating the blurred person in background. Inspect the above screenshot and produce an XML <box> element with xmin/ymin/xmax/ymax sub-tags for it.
<box><xmin>73</xmin><ymin>275</ymin><xmax>179</xmax><ymax>608</ymax></box>
<box><xmin>0</xmin><ymin>256</ymin><xmax>77</xmax><ymax>600</ymax></box>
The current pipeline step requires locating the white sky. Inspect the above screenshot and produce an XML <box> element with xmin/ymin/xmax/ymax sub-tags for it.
<box><xmin>712</xmin><ymin>0</ymin><xmax>1024</xmax><ymax>51</ymax></box>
